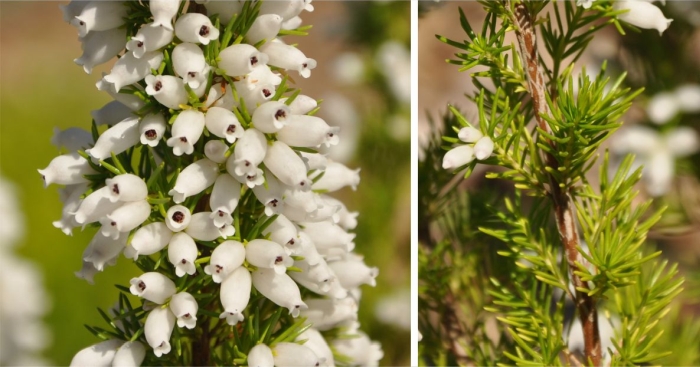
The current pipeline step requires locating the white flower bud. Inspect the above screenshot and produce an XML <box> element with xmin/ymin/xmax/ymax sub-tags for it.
<box><xmin>50</xmin><ymin>126</ymin><xmax>92</xmax><ymax>152</ymax></box>
<box><xmin>167</xmin><ymin>110</ymin><xmax>206</xmax><ymax>156</ymax></box>
<box><xmin>474</xmin><ymin>136</ymin><xmax>494</xmax><ymax>160</ymax></box>
<box><xmin>127</xmin><ymin>23</ymin><xmax>174</xmax><ymax>58</ymax></box>
<box><xmin>186</xmin><ymin>212</ymin><xmax>235</xmax><ymax>241</ymax></box>
<box><xmin>300</xmin><ymin>151</ymin><xmax>327</xmax><ymax>171</ymax></box>
<box><xmin>139</xmin><ymin>113</ymin><xmax>167</xmax><ymax>147</ymax></box>
<box><xmin>218</xmin><ymin>43</ymin><xmax>269</xmax><ymax>77</ymax></box>
<box><xmin>331</xmin><ymin>331</ymin><xmax>383</xmax><ymax>367</ymax></box>
<box><xmin>246</xmin><ymin>14</ymin><xmax>283</xmax><ymax>44</ymax></box>
<box><xmin>252</xmin><ymin>170</ymin><xmax>285</xmax><ymax>216</ymax></box>
<box><xmin>144</xmin><ymin>307</ymin><xmax>176</xmax><ymax>357</ymax></box>
<box><xmin>38</xmin><ymin>152</ymin><xmax>96</xmax><ymax>187</ymax></box>
<box><xmin>277</xmin><ymin>115</ymin><xmax>339</xmax><ymax>148</ymax></box>
<box><xmin>145</xmin><ymin>75</ymin><xmax>188</xmax><ymax>110</ymax></box>
<box><xmin>70</xmin><ymin>339</ymin><xmax>124</xmax><ymax>367</ymax></box>
<box><xmin>284</xmin><ymin>94</ymin><xmax>318</xmax><ymax>115</ymax></box>
<box><xmin>219</xmin><ymin>266</ymin><xmax>251</xmax><ymax>325</ymax></box>
<box><xmin>458</xmin><ymin>126</ymin><xmax>483</xmax><ymax>143</ymax></box>
<box><xmin>96</xmin><ymin>78</ymin><xmax>146</xmax><ymax>111</ymax></box>
<box><xmin>75</xmin><ymin>28</ymin><xmax>126</xmax><ymax>74</ymax></box>
<box><xmin>259</xmin><ymin>0</ymin><xmax>309</xmax><ymax>21</ymax></box>
<box><xmin>229</xmin><ymin>128</ymin><xmax>267</xmax><ymax>176</ymax></box>
<box><xmin>83</xmin><ymin>231</ymin><xmax>127</xmax><ymax>271</ymax></box>
<box><xmin>251</xmin><ymin>101</ymin><xmax>290</xmax><ymax>133</ymax></box>
<box><xmin>297</xmin><ymin>328</ymin><xmax>334</xmax><ymax>367</ymax></box>
<box><xmin>53</xmin><ymin>183</ymin><xmax>88</xmax><ymax>235</ymax></box>
<box><xmin>126</xmin><ymin>222</ymin><xmax>173</xmax><ymax>259</ymax></box>
<box><xmin>203</xmin><ymin>1</ymin><xmax>244</xmax><ymax>25</ymax></box>
<box><xmin>91</xmin><ymin>100</ymin><xmax>134</xmax><ymax>126</ymax></box>
<box><xmin>252</xmin><ymin>268</ymin><xmax>307</xmax><ymax>317</ymax></box>
<box><xmin>174</xmin><ymin>13</ymin><xmax>220</xmax><ymax>45</ymax></box>
<box><xmin>273</xmin><ymin>342</ymin><xmax>322</xmax><ymax>367</ymax></box>
<box><xmin>263</xmin><ymin>141</ymin><xmax>311</xmax><ymax>191</ymax></box>
<box><xmin>71</xmin><ymin>1</ymin><xmax>127</xmax><ymax>37</ymax></box>
<box><xmin>165</xmin><ymin>205</ymin><xmax>192</xmax><ymax>232</ymax></box>
<box><xmin>102</xmin><ymin>51</ymin><xmax>163</xmax><ymax>92</ymax></box>
<box><xmin>247</xmin><ymin>343</ymin><xmax>274</xmax><ymax>367</ymax></box>
<box><xmin>169</xmin><ymin>292</ymin><xmax>198</xmax><ymax>329</ymax></box>
<box><xmin>86</xmin><ymin>116</ymin><xmax>141</xmax><ymax>162</ymax></box>
<box><xmin>246</xmin><ymin>239</ymin><xmax>292</xmax><ymax>274</ymax></box>
<box><xmin>168</xmin><ymin>158</ymin><xmax>219</xmax><ymax>203</ymax></box>
<box><xmin>311</xmin><ymin>161</ymin><xmax>360</xmax><ymax>192</ymax></box>
<box><xmin>263</xmin><ymin>214</ymin><xmax>301</xmax><ymax>255</ymax></box>
<box><xmin>130</xmin><ymin>272</ymin><xmax>177</xmax><ymax>304</ymax></box>
<box><xmin>615</xmin><ymin>0</ymin><xmax>672</xmax><ymax>35</ymax></box>
<box><xmin>168</xmin><ymin>232</ymin><xmax>198</xmax><ymax>277</ymax></box>
<box><xmin>209</xmin><ymin>174</ymin><xmax>241</xmax><ymax>227</ymax></box>
<box><xmin>204</xmin><ymin>140</ymin><xmax>229</xmax><ymax>163</ymax></box>
<box><xmin>260</xmin><ymin>40</ymin><xmax>317</xmax><ymax>78</ymax></box>
<box><xmin>204</xmin><ymin>240</ymin><xmax>245</xmax><ymax>283</ymax></box>
<box><xmin>100</xmin><ymin>200</ymin><xmax>151</xmax><ymax>239</ymax></box>
<box><xmin>442</xmin><ymin>144</ymin><xmax>474</xmax><ymax>170</ymax></box>
<box><xmin>301</xmin><ymin>297</ymin><xmax>358</xmax><ymax>331</ymax></box>
<box><xmin>172</xmin><ymin>43</ymin><xmax>208</xmax><ymax>88</ymax></box>
<box><xmin>301</xmin><ymin>221</ymin><xmax>355</xmax><ymax>255</ymax></box>
<box><xmin>73</xmin><ymin>186</ymin><xmax>124</xmax><ymax>225</ymax></box>
<box><xmin>329</xmin><ymin>255</ymin><xmax>378</xmax><ymax>288</ymax></box>
<box><xmin>205</xmin><ymin>107</ymin><xmax>244</xmax><ymax>143</ymax></box>
<box><xmin>149</xmin><ymin>0</ymin><xmax>180</xmax><ymax>30</ymax></box>
<box><xmin>112</xmin><ymin>341</ymin><xmax>146</xmax><ymax>367</ymax></box>
<box><xmin>105</xmin><ymin>174</ymin><xmax>148</xmax><ymax>203</ymax></box>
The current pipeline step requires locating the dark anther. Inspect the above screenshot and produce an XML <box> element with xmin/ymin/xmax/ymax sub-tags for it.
<box><xmin>247</xmin><ymin>175</ymin><xmax>255</xmax><ymax>180</ymax></box>
<box><xmin>275</xmin><ymin>256</ymin><xmax>283</xmax><ymax>263</ymax></box>
<box><xmin>245</xmin><ymin>161</ymin><xmax>251</xmax><ymax>167</ymax></box>
<box><xmin>112</xmin><ymin>184</ymin><xmax>120</xmax><ymax>194</ymax></box>
<box><xmin>227</xmin><ymin>124</ymin><xmax>236</xmax><ymax>134</ymax></box>
<box><xmin>145</xmin><ymin>129</ymin><xmax>157</xmax><ymax>140</ymax></box>
<box><xmin>154</xmin><ymin>81</ymin><xmax>162</xmax><ymax>92</ymax></box>
<box><xmin>299</xmin><ymin>181</ymin><xmax>306</xmax><ymax>186</ymax></box>
<box><xmin>250</xmin><ymin>56</ymin><xmax>258</xmax><ymax>65</ymax></box>
<box><xmin>138</xmin><ymin>281</ymin><xmax>146</xmax><ymax>291</ymax></box>
<box><xmin>215</xmin><ymin>265</ymin><xmax>223</xmax><ymax>273</ymax></box>
<box><xmin>199</xmin><ymin>25</ymin><xmax>209</xmax><ymax>37</ymax></box>
<box><xmin>110</xmin><ymin>221</ymin><xmax>117</xmax><ymax>226</ymax></box>
<box><xmin>302</xmin><ymin>63</ymin><xmax>308</xmax><ymax>68</ymax></box>
<box><xmin>218</xmin><ymin>210</ymin><xmax>225</xmax><ymax>217</ymax></box>
<box><xmin>180</xmin><ymin>137</ymin><xmax>188</xmax><ymax>142</ymax></box>
<box><xmin>262</xmin><ymin>89</ymin><xmax>271</xmax><ymax>97</ymax></box>
<box><xmin>288</xmin><ymin>239</ymin><xmax>295</xmax><ymax>246</ymax></box>
<box><xmin>79</xmin><ymin>21</ymin><xmax>85</xmax><ymax>26</ymax></box>
<box><xmin>188</xmin><ymin>72</ymin><xmax>196</xmax><ymax>78</ymax></box>
<box><xmin>184</xmin><ymin>313</ymin><xmax>190</xmax><ymax>318</ymax></box>
<box><xmin>274</xmin><ymin>109</ymin><xmax>286</xmax><ymax>120</ymax></box>
<box><xmin>137</xmin><ymin>41</ymin><xmax>143</xmax><ymax>48</ymax></box>
<box><xmin>181</xmin><ymin>259</ymin><xmax>187</xmax><ymax>264</ymax></box>
<box><xmin>270</xmin><ymin>199</ymin><xmax>278</xmax><ymax>207</ymax></box>
<box><xmin>172</xmin><ymin>211</ymin><xmax>185</xmax><ymax>223</ymax></box>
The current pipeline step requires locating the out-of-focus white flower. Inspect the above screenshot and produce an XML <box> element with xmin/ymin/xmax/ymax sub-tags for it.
<box><xmin>38</xmin><ymin>151</ymin><xmax>97</xmax><ymax>187</ymax></box>
<box><xmin>91</xmin><ymin>100</ymin><xmax>134</xmax><ymax>126</ymax></box>
<box><xmin>333</xmin><ymin>52</ymin><xmax>365</xmax><ymax>85</ymax></box>
<box><xmin>376</xmin><ymin>41</ymin><xmax>410</xmax><ymax>104</ymax></box>
<box><xmin>374</xmin><ymin>288</ymin><xmax>411</xmax><ymax>330</ymax></box>
<box><xmin>332</xmin><ymin>331</ymin><xmax>384</xmax><ymax>367</ymax></box>
<box><xmin>112</xmin><ymin>341</ymin><xmax>146</xmax><ymax>367</ymax></box>
<box><xmin>273</xmin><ymin>342</ymin><xmax>323</xmax><ymax>367</ymax></box>
<box><xmin>614</xmin><ymin>0</ymin><xmax>672</xmax><ymax>35</ymax></box>
<box><xmin>297</xmin><ymin>328</ymin><xmax>334</xmax><ymax>367</ymax></box>
<box><xmin>74</xmin><ymin>28</ymin><xmax>126</xmax><ymax>74</ymax></box>
<box><xmin>69</xmin><ymin>339</ymin><xmax>123</xmax><ymax>366</ymax></box>
<box><xmin>70</xmin><ymin>1</ymin><xmax>127</xmax><ymax>37</ymax></box>
<box><xmin>647</xmin><ymin>84</ymin><xmax>700</xmax><ymax>124</ymax></box>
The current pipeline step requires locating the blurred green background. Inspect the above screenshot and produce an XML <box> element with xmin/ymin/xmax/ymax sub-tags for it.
<box><xmin>0</xmin><ymin>2</ymin><xmax>410</xmax><ymax>365</ymax></box>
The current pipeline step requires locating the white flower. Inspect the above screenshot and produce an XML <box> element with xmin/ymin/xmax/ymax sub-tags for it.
<box><xmin>230</xmin><ymin>166</ymin><xmax>266</xmax><ymax>189</ymax></box>
<box><xmin>473</xmin><ymin>136</ymin><xmax>494</xmax><ymax>160</ymax></box>
<box><xmin>168</xmin><ymin>158</ymin><xmax>219</xmax><ymax>203</ymax></box>
<box><xmin>647</xmin><ymin>84</ymin><xmax>700</xmax><ymax>124</ymax></box>
<box><xmin>263</xmin><ymin>214</ymin><xmax>301</xmax><ymax>255</ymax></box>
<box><xmin>169</xmin><ymin>292</ymin><xmax>198</xmax><ymax>329</ymax></box>
<box><xmin>328</xmin><ymin>254</ymin><xmax>378</xmax><ymax>288</ymax></box>
<box><xmin>331</xmin><ymin>331</ymin><xmax>383</xmax><ymax>367</ymax></box>
<box><xmin>99</xmin><ymin>199</ymin><xmax>151</xmax><ymax>239</ymax></box>
<box><xmin>91</xmin><ymin>100</ymin><xmax>134</xmax><ymax>126</ymax></box>
<box><xmin>300</xmin><ymin>151</ymin><xmax>327</xmax><ymax>171</ymax></box>
<box><xmin>260</xmin><ymin>40</ymin><xmax>317</xmax><ymax>78</ymax></box>
<box><xmin>74</xmin><ymin>28</ymin><xmax>126</xmax><ymax>74</ymax></box>
<box><xmin>203</xmin><ymin>1</ymin><xmax>244</xmax><ymax>25</ymax></box>
<box><xmin>209</xmin><ymin>174</ymin><xmax>241</xmax><ymax>227</ymax></box>
<box><xmin>237</xmin><ymin>64</ymin><xmax>282</xmax><ymax>91</ymax></box>
<box><xmin>442</xmin><ymin>144</ymin><xmax>475</xmax><ymax>170</ymax></box>
<box><xmin>458</xmin><ymin>126</ymin><xmax>483</xmax><ymax>143</ymax></box>
<box><xmin>301</xmin><ymin>220</ymin><xmax>355</xmax><ymax>255</ymax></box>
<box><xmin>185</xmin><ymin>212</ymin><xmax>235</xmax><ymax>241</ymax></box>
<box><xmin>139</xmin><ymin>113</ymin><xmax>167</xmax><ymax>147</ymax></box>
<box><xmin>53</xmin><ymin>183</ymin><xmax>87</xmax><ymax>235</ymax></box>
<box><xmin>204</xmin><ymin>140</ymin><xmax>229</xmax><ymax>164</ymax></box>
<box><xmin>246</xmin><ymin>14</ymin><xmax>284</xmax><ymax>44</ymax></box>
<box><xmin>247</xmin><ymin>343</ymin><xmax>274</xmax><ymax>367</ymax></box>
<box><xmin>263</xmin><ymin>141</ymin><xmax>311</xmax><ymax>191</ymax></box>
<box><xmin>126</xmin><ymin>23</ymin><xmax>174</xmax><ymax>59</ymax></box>
<box><xmin>285</xmin><ymin>94</ymin><xmax>318</xmax><ymax>115</ymax></box>
<box><xmin>174</xmin><ymin>13</ymin><xmax>220</xmax><ymax>45</ymax></box>
<box><xmin>273</xmin><ymin>342</ymin><xmax>323</xmax><ymax>367</ymax></box>
<box><xmin>70</xmin><ymin>1</ymin><xmax>127</xmax><ymax>37</ymax></box>
<box><xmin>252</xmin><ymin>268</ymin><xmax>307</xmax><ymax>317</ymax></box>
<box><xmin>252</xmin><ymin>101</ymin><xmax>291</xmax><ymax>133</ymax></box>
<box><xmin>86</xmin><ymin>116</ymin><xmax>141</xmax><ymax>162</ymax></box>
<box><xmin>149</xmin><ymin>0</ymin><xmax>180</xmax><ymax>31</ymax></box>
<box><xmin>219</xmin><ymin>266</ymin><xmax>252</xmax><ymax>325</ymax></box>
<box><xmin>172</xmin><ymin>43</ymin><xmax>209</xmax><ymax>88</ymax></box>
<box><xmin>259</xmin><ymin>0</ymin><xmax>312</xmax><ymax>21</ymax></box>
<box><xmin>168</xmin><ymin>232</ymin><xmax>198</xmax><ymax>277</ymax></box>
<box><xmin>69</xmin><ymin>339</ymin><xmax>123</xmax><ymax>366</ymax></box>
<box><xmin>204</xmin><ymin>240</ymin><xmax>246</xmax><ymax>283</ymax></box>
<box><xmin>229</xmin><ymin>128</ymin><xmax>267</xmax><ymax>176</ymax></box>
<box><xmin>165</xmin><ymin>205</ymin><xmax>192</xmax><ymax>232</ymax></box>
<box><xmin>675</xmin><ymin>84</ymin><xmax>700</xmax><ymax>113</ymax></box>
<box><xmin>38</xmin><ymin>151</ymin><xmax>96</xmax><ymax>187</ymax></box>
<box><xmin>576</xmin><ymin>0</ymin><xmax>593</xmax><ymax>9</ymax></box>
<box><xmin>218</xmin><ymin>43</ymin><xmax>269</xmax><ymax>77</ymax></box>
<box><xmin>112</xmin><ymin>341</ymin><xmax>146</xmax><ymax>367</ymax></box>
<box><xmin>82</xmin><ymin>231</ymin><xmax>127</xmax><ymax>271</ymax></box>
<box><xmin>102</xmin><ymin>51</ymin><xmax>164</xmax><ymax>92</ymax></box>
<box><xmin>252</xmin><ymin>170</ymin><xmax>285</xmax><ymax>216</ymax></box>
<box><xmin>297</xmin><ymin>328</ymin><xmax>335</xmax><ymax>367</ymax></box>
<box><xmin>73</xmin><ymin>186</ymin><xmax>125</xmax><ymax>225</ymax></box>
<box><xmin>615</xmin><ymin>0</ymin><xmax>673</xmax><ymax>35</ymax></box>
<box><xmin>145</xmin><ymin>75</ymin><xmax>188</xmax><ymax>110</ymax></box>
<box><xmin>105</xmin><ymin>174</ymin><xmax>148</xmax><ymax>203</ymax></box>
<box><xmin>245</xmin><ymin>239</ymin><xmax>293</xmax><ymax>274</ymax></box>
<box><xmin>144</xmin><ymin>307</ymin><xmax>176</xmax><ymax>357</ymax></box>
<box><xmin>96</xmin><ymin>78</ymin><xmax>146</xmax><ymax>111</ymax></box>
<box><xmin>289</xmin><ymin>257</ymin><xmax>334</xmax><ymax>293</ymax></box>
<box><xmin>311</xmin><ymin>161</ymin><xmax>360</xmax><ymax>192</ymax></box>
<box><xmin>277</xmin><ymin>115</ymin><xmax>340</xmax><ymax>148</ymax></box>
<box><xmin>129</xmin><ymin>272</ymin><xmax>176</xmax><ymax>304</ymax></box>
<box><xmin>205</xmin><ymin>107</ymin><xmax>244</xmax><ymax>143</ymax></box>
<box><xmin>125</xmin><ymin>222</ymin><xmax>173</xmax><ymax>259</ymax></box>
<box><xmin>60</xmin><ymin>1</ymin><xmax>88</xmax><ymax>23</ymax></box>
<box><xmin>167</xmin><ymin>110</ymin><xmax>207</xmax><ymax>155</ymax></box>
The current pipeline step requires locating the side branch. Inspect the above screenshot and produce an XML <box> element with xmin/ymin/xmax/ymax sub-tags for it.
<box><xmin>507</xmin><ymin>2</ymin><xmax>602</xmax><ymax>365</ymax></box>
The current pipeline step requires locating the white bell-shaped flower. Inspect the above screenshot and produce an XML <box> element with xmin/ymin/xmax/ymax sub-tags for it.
<box><xmin>125</xmin><ymin>222</ymin><xmax>173</xmax><ymax>259</ymax></box>
<box><xmin>259</xmin><ymin>0</ymin><xmax>309</xmax><ymax>21</ymax></box>
<box><xmin>96</xmin><ymin>78</ymin><xmax>146</xmax><ymax>111</ymax></box>
<box><xmin>60</xmin><ymin>1</ymin><xmax>88</xmax><ymax>23</ymax></box>
<box><xmin>245</xmin><ymin>239</ymin><xmax>293</xmax><ymax>274</ymax></box>
<box><xmin>99</xmin><ymin>199</ymin><xmax>151</xmax><ymax>239</ymax></box>
<box><xmin>165</xmin><ymin>205</ymin><xmax>192</xmax><ymax>232</ymax></box>
<box><xmin>231</xmin><ymin>167</ymin><xmax>266</xmax><ymax>189</ymax></box>
<box><xmin>329</xmin><ymin>255</ymin><xmax>378</xmax><ymax>288</ymax></box>
<box><xmin>139</xmin><ymin>113</ymin><xmax>167</xmax><ymax>147</ymax></box>
<box><xmin>209</xmin><ymin>174</ymin><xmax>241</xmax><ymax>227</ymax></box>
<box><xmin>172</xmin><ymin>43</ymin><xmax>209</xmax><ymax>88</ymax></box>
<box><xmin>75</xmin><ymin>260</ymin><xmax>100</xmax><ymax>284</ymax></box>
<box><xmin>237</xmin><ymin>65</ymin><xmax>282</xmax><ymax>91</ymax></box>
<box><xmin>130</xmin><ymin>272</ymin><xmax>177</xmax><ymax>304</ymax></box>
<box><xmin>145</xmin><ymin>75</ymin><xmax>188</xmax><ymax>110</ymax></box>
<box><xmin>167</xmin><ymin>110</ymin><xmax>206</xmax><ymax>156</ymax></box>
<box><xmin>149</xmin><ymin>0</ymin><xmax>179</xmax><ymax>30</ymax></box>
<box><xmin>284</xmin><ymin>94</ymin><xmax>318</xmax><ymax>115</ymax></box>
<box><xmin>252</xmin><ymin>171</ymin><xmax>285</xmax><ymax>216</ymax></box>
<box><xmin>73</xmin><ymin>186</ymin><xmax>123</xmax><ymax>225</ymax></box>
<box><xmin>205</xmin><ymin>107</ymin><xmax>244</xmax><ymax>143</ymax></box>
<box><xmin>260</xmin><ymin>40</ymin><xmax>317</xmax><ymax>78</ymax></box>
<box><xmin>263</xmin><ymin>141</ymin><xmax>311</xmax><ymax>191</ymax></box>
<box><xmin>86</xmin><ymin>116</ymin><xmax>140</xmax><ymax>162</ymax></box>
<box><xmin>219</xmin><ymin>266</ymin><xmax>252</xmax><ymax>325</ymax></box>
<box><xmin>91</xmin><ymin>100</ymin><xmax>134</xmax><ymax>126</ymax></box>
<box><xmin>204</xmin><ymin>240</ymin><xmax>245</xmax><ymax>283</ymax></box>
<box><xmin>50</xmin><ymin>126</ymin><xmax>91</xmax><ymax>152</ymax></box>
<box><xmin>174</xmin><ymin>13</ymin><xmax>220</xmax><ymax>45</ymax></box>
<box><xmin>238</xmin><ymin>83</ymin><xmax>276</xmax><ymax>112</ymax></box>
<box><xmin>71</xmin><ymin>1</ymin><xmax>127</xmax><ymax>37</ymax></box>
<box><xmin>474</xmin><ymin>136</ymin><xmax>494</xmax><ymax>160</ymax></box>
<box><xmin>205</xmin><ymin>82</ymin><xmax>235</xmax><ymax>110</ymax></box>
<box><xmin>186</xmin><ymin>212</ymin><xmax>235</xmax><ymax>241</ymax></box>
<box><xmin>322</xmin><ymin>196</ymin><xmax>358</xmax><ymax>230</ymax></box>
<box><xmin>273</xmin><ymin>342</ymin><xmax>323</xmax><ymax>367</ymax></box>
<box><xmin>263</xmin><ymin>214</ymin><xmax>301</xmax><ymax>255</ymax></box>
<box><xmin>301</xmin><ymin>221</ymin><xmax>355</xmax><ymax>254</ymax></box>
<box><xmin>69</xmin><ymin>339</ymin><xmax>124</xmax><ymax>366</ymax></box>
<box><xmin>288</xmin><ymin>197</ymin><xmax>338</xmax><ymax>223</ymax></box>
<box><xmin>297</xmin><ymin>232</ymin><xmax>322</xmax><ymax>266</ymax></box>
<box><xmin>246</xmin><ymin>14</ymin><xmax>283</xmax><ymax>44</ymax></box>
<box><xmin>442</xmin><ymin>144</ymin><xmax>474</xmax><ymax>170</ymax></box>
<box><xmin>229</xmin><ymin>128</ymin><xmax>267</xmax><ymax>176</ymax></box>
<box><xmin>168</xmin><ymin>232</ymin><xmax>198</xmax><ymax>277</ymax></box>
<box><xmin>102</xmin><ymin>51</ymin><xmax>163</xmax><ymax>92</ymax></box>
<box><xmin>289</xmin><ymin>259</ymin><xmax>334</xmax><ymax>293</ymax></box>
<box><xmin>127</xmin><ymin>23</ymin><xmax>173</xmax><ymax>58</ymax></box>
<box><xmin>252</xmin><ymin>268</ymin><xmax>307</xmax><ymax>317</ymax></box>
<box><xmin>458</xmin><ymin>126</ymin><xmax>483</xmax><ymax>143</ymax></box>
<box><xmin>82</xmin><ymin>231</ymin><xmax>127</xmax><ymax>271</ymax></box>
<box><xmin>247</xmin><ymin>343</ymin><xmax>274</xmax><ymax>367</ymax></box>
<box><xmin>204</xmin><ymin>140</ymin><xmax>229</xmax><ymax>164</ymax></box>
<box><xmin>301</xmin><ymin>297</ymin><xmax>358</xmax><ymax>331</ymax></box>
<box><xmin>277</xmin><ymin>114</ymin><xmax>339</xmax><ymax>148</ymax></box>
<box><xmin>282</xmin><ymin>186</ymin><xmax>322</xmax><ymax>215</ymax></box>
<box><xmin>666</xmin><ymin>126</ymin><xmax>700</xmax><ymax>157</ymax></box>
<box><xmin>169</xmin><ymin>291</ymin><xmax>198</xmax><ymax>329</ymax></box>
<box><xmin>112</xmin><ymin>341</ymin><xmax>146</xmax><ymax>367</ymax></box>
<box><xmin>218</xmin><ymin>43</ymin><xmax>269</xmax><ymax>77</ymax></box>
<box><xmin>53</xmin><ymin>183</ymin><xmax>87</xmax><ymax>235</ymax></box>
<box><xmin>168</xmin><ymin>158</ymin><xmax>219</xmax><ymax>203</ymax></box>
<box><xmin>252</xmin><ymin>101</ymin><xmax>290</xmax><ymax>133</ymax></box>
<box><xmin>38</xmin><ymin>152</ymin><xmax>96</xmax><ymax>187</ymax></box>
<box><xmin>282</xmin><ymin>16</ymin><xmax>303</xmax><ymax>31</ymax></box>
<box><xmin>203</xmin><ymin>1</ymin><xmax>244</xmax><ymax>25</ymax></box>
<box><xmin>144</xmin><ymin>307</ymin><xmax>176</xmax><ymax>357</ymax></box>
<box><xmin>615</xmin><ymin>0</ymin><xmax>673</xmax><ymax>35</ymax></box>
<box><xmin>74</xmin><ymin>28</ymin><xmax>126</xmax><ymax>74</ymax></box>
<box><xmin>311</xmin><ymin>161</ymin><xmax>360</xmax><ymax>192</ymax></box>
<box><xmin>297</xmin><ymin>328</ymin><xmax>335</xmax><ymax>367</ymax></box>
<box><xmin>105</xmin><ymin>173</ymin><xmax>148</xmax><ymax>203</ymax></box>
<box><xmin>675</xmin><ymin>84</ymin><xmax>700</xmax><ymax>113</ymax></box>
<box><xmin>331</xmin><ymin>331</ymin><xmax>383</xmax><ymax>367</ymax></box>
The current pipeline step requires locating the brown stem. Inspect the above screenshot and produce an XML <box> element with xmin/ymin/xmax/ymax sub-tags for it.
<box><xmin>506</xmin><ymin>2</ymin><xmax>601</xmax><ymax>365</ymax></box>
<box><xmin>192</xmin><ymin>317</ymin><xmax>210</xmax><ymax>366</ymax></box>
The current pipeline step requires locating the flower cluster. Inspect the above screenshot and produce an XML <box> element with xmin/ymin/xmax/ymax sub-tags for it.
<box><xmin>41</xmin><ymin>1</ymin><xmax>381</xmax><ymax>365</ymax></box>
<box><xmin>442</xmin><ymin>126</ymin><xmax>494</xmax><ymax>171</ymax></box>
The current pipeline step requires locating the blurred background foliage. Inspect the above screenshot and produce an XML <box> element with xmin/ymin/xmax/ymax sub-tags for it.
<box><xmin>0</xmin><ymin>1</ymin><xmax>409</xmax><ymax>365</ymax></box>
<box><xmin>419</xmin><ymin>1</ymin><xmax>700</xmax><ymax>366</ymax></box>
